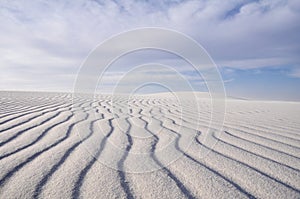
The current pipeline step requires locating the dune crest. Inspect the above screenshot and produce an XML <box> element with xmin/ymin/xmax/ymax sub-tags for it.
<box><xmin>0</xmin><ymin>91</ymin><xmax>299</xmax><ymax>198</ymax></box>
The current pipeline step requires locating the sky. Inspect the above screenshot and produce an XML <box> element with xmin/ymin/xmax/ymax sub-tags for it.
<box><xmin>0</xmin><ymin>0</ymin><xmax>300</xmax><ymax>101</ymax></box>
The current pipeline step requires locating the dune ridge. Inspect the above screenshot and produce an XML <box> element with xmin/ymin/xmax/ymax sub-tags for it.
<box><xmin>0</xmin><ymin>91</ymin><xmax>299</xmax><ymax>198</ymax></box>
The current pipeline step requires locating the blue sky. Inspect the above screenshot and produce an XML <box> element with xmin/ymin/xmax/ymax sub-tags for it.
<box><xmin>0</xmin><ymin>0</ymin><xmax>299</xmax><ymax>100</ymax></box>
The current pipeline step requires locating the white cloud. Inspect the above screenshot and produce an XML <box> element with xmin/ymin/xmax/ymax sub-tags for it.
<box><xmin>0</xmin><ymin>0</ymin><xmax>299</xmax><ymax>91</ymax></box>
<box><xmin>288</xmin><ymin>67</ymin><xmax>300</xmax><ymax>78</ymax></box>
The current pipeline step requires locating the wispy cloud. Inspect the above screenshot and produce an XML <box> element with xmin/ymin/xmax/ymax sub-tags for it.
<box><xmin>0</xmin><ymin>0</ymin><xmax>299</xmax><ymax>97</ymax></box>
<box><xmin>288</xmin><ymin>67</ymin><xmax>300</xmax><ymax>78</ymax></box>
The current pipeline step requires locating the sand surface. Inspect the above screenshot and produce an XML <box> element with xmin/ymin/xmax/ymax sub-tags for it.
<box><xmin>0</xmin><ymin>91</ymin><xmax>299</xmax><ymax>198</ymax></box>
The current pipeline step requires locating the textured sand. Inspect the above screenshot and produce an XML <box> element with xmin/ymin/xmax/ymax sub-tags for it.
<box><xmin>0</xmin><ymin>91</ymin><xmax>299</xmax><ymax>198</ymax></box>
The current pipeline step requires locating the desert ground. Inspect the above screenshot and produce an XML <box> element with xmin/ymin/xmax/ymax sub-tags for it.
<box><xmin>0</xmin><ymin>91</ymin><xmax>299</xmax><ymax>198</ymax></box>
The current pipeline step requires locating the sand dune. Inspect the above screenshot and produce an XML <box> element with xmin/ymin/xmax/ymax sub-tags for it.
<box><xmin>0</xmin><ymin>91</ymin><xmax>299</xmax><ymax>198</ymax></box>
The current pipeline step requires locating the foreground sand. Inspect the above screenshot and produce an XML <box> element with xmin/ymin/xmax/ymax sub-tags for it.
<box><xmin>0</xmin><ymin>91</ymin><xmax>299</xmax><ymax>198</ymax></box>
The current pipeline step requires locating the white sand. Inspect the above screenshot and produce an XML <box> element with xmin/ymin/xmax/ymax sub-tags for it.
<box><xmin>0</xmin><ymin>91</ymin><xmax>299</xmax><ymax>198</ymax></box>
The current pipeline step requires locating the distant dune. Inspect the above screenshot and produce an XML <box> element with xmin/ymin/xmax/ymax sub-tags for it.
<box><xmin>0</xmin><ymin>91</ymin><xmax>299</xmax><ymax>198</ymax></box>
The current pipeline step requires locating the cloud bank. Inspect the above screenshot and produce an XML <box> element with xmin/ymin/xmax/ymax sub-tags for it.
<box><xmin>0</xmin><ymin>0</ymin><xmax>299</xmax><ymax>99</ymax></box>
